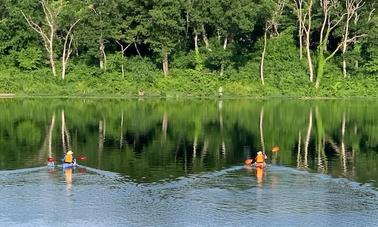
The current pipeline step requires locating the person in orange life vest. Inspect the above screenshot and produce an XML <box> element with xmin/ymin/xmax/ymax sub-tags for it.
<box><xmin>254</xmin><ymin>151</ymin><xmax>267</xmax><ymax>167</ymax></box>
<box><xmin>64</xmin><ymin>150</ymin><xmax>76</xmax><ymax>164</ymax></box>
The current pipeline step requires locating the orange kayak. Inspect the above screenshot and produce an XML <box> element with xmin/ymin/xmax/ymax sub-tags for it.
<box><xmin>253</xmin><ymin>162</ymin><xmax>266</xmax><ymax>168</ymax></box>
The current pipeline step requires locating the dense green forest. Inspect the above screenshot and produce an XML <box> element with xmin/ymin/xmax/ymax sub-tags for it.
<box><xmin>0</xmin><ymin>0</ymin><xmax>377</xmax><ymax>96</ymax></box>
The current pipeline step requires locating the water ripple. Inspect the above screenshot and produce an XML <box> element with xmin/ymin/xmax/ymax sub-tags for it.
<box><xmin>0</xmin><ymin>165</ymin><xmax>377</xmax><ymax>226</ymax></box>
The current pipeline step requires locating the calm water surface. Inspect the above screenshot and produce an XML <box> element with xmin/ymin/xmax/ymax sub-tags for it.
<box><xmin>0</xmin><ymin>98</ymin><xmax>377</xmax><ymax>226</ymax></box>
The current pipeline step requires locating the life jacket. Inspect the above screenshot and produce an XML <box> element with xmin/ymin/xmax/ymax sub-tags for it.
<box><xmin>256</xmin><ymin>153</ymin><xmax>265</xmax><ymax>163</ymax></box>
<box><xmin>64</xmin><ymin>154</ymin><xmax>73</xmax><ymax>163</ymax></box>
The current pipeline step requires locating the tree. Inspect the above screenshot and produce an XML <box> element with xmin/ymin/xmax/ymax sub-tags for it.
<box><xmin>113</xmin><ymin>0</ymin><xmax>148</xmax><ymax>76</ymax></box>
<box><xmin>22</xmin><ymin>0</ymin><xmax>81</xmax><ymax>79</ymax></box>
<box><xmin>302</xmin><ymin>0</ymin><xmax>315</xmax><ymax>82</ymax></box>
<box><xmin>0</xmin><ymin>1</ymin><xmax>39</xmax><ymax>56</ymax></box>
<box><xmin>147</xmin><ymin>0</ymin><xmax>183</xmax><ymax>76</ymax></box>
<box><xmin>260</xmin><ymin>0</ymin><xmax>286</xmax><ymax>85</ymax></box>
<box><xmin>61</xmin><ymin>19</ymin><xmax>80</xmax><ymax>79</ymax></box>
<box><xmin>341</xmin><ymin>0</ymin><xmax>365</xmax><ymax>78</ymax></box>
<box><xmin>315</xmin><ymin>0</ymin><xmax>366</xmax><ymax>88</ymax></box>
<box><xmin>22</xmin><ymin>0</ymin><xmax>60</xmax><ymax>77</ymax></box>
<box><xmin>360</xmin><ymin>3</ymin><xmax>378</xmax><ymax>74</ymax></box>
<box><xmin>292</xmin><ymin>0</ymin><xmax>315</xmax><ymax>82</ymax></box>
<box><xmin>76</xmin><ymin>0</ymin><xmax>121</xmax><ymax>71</ymax></box>
<box><xmin>293</xmin><ymin>0</ymin><xmax>304</xmax><ymax>60</ymax></box>
<box><xmin>184</xmin><ymin>0</ymin><xmax>212</xmax><ymax>70</ymax></box>
<box><xmin>208</xmin><ymin>0</ymin><xmax>258</xmax><ymax>76</ymax></box>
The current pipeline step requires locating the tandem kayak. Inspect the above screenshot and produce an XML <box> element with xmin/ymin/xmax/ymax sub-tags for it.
<box><xmin>253</xmin><ymin>162</ymin><xmax>266</xmax><ymax>168</ymax></box>
<box><xmin>62</xmin><ymin>162</ymin><xmax>77</xmax><ymax>169</ymax></box>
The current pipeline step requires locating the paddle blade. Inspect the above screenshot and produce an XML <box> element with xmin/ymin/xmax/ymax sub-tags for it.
<box><xmin>78</xmin><ymin>167</ymin><xmax>87</xmax><ymax>174</ymax></box>
<box><xmin>245</xmin><ymin>159</ymin><xmax>253</xmax><ymax>165</ymax></box>
<box><xmin>77</xmin><ymin>155</ymin><xmax>87</xmax><ymax>161</ymax></box>
<box><xmin>272</xmin><ymin>146</ymin><xmax>280</xmax><ymax>152</ymax></box>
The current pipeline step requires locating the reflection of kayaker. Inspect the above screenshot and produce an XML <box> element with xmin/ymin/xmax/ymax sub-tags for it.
<box><xmin>64</xmin><ymin>166</ymin><xmax>74</xmax><ymax>192</ymax></box>
<box><xmin>62</xmin><ymin>150</ymin><xmax>76</xmax><ymax>168</ymax></box>
<box><xmin>255</xmin><ymin>165</ymin><xmax>264</xmax><ymax>184</ymax></box>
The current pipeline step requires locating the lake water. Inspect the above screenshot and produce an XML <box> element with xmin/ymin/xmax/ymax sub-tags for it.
<box><xmin>0</xmin><ymin>98</ymin><xmax>377</xmax><ymax>226</ymax></box>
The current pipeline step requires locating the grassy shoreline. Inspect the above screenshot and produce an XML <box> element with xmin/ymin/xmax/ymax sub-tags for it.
<box><xmin>1</xmin><ymin>68</ymin><xmax>378</xmax><ymax>99</ymax></box>
<box><xmin>2</xmin><ymin>93</ymin><xmax>378</xmax><ymax>100</ymax></box>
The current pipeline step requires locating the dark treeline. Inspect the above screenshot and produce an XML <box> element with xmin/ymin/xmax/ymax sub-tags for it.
<box><xmin>0</xmin><ymin>0</ymin><xmax>377</xmax><ymax>96</ymax></box>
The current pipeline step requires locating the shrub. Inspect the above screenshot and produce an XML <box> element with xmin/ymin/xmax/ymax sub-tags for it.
<box><xmin>125</xmin><ymin>57</ymin><xmax>159</xmax><ymax>84</ymax></box>
<box><xmin>13</xmin><ymin>45</ymin><xmax>43</xmax><ymax>70</ymax></box>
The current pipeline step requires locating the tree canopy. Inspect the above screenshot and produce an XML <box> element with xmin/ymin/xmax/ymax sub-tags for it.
<box><xmin>0</xmin><ymin>0</ymin><xmax>377</xmax><ymax>93</ymax></box>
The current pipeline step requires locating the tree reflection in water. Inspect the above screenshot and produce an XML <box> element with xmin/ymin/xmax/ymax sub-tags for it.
<box><xmin>0</xmin><ymin>98</ymin><xmax>377</xmax><ymax>187</ymax></box>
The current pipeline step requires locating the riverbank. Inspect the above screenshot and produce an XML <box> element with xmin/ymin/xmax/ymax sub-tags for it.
<box><xmin>1</xmin><ymin>67</ymin><xmax>377</xmax><ymax>98</ymax></box>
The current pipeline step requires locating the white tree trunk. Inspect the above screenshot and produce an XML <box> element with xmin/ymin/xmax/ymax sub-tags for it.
<box><xmin>342</xmin><ymin>13</ymin><xmax>350</xmax><ymax>78</ymax></box>
<box><xmin>260</xmin><ymin>27</ymin><xmax>268</xmax><ymax>85</ymax></box>
<box><xmin>298</xmin><ymin>2</ymin><xmax>304</xmax><ymax>60</ymax></box>
<box><xmin>297</xmin><ymin>131</ymin><xmax>302</xmax><ymax>167</ymax></box>
<box><xmin>120</xmin><ymin>112</ymin><xmax>124</xmax><ymax>149</ymax></box>
<box><xmin>99</xmin><ymin>36</ymin><xmax>106</xmax><ymax>70</ymax></box>
<box><xmin>61</xmin><ymin>20</ymin><xmax>80</xmax><ymax>80</ymax></box>
<box><xmin>61</xmin><ymin>110</ymin><xmax>67</xmax><ymax>153</ymax></box>
<box><xmin>49</xmin><ymin>32</ymin><xmax>57</xmax><ymax>77</ymax></box>
<box><xmin>259</xmin><ymin>107</ymin><xmax>265</xmax><ymax>154</ymax></box>
<box><xmin>305</xmin><ymin>33</ymin><xmax>314</xmax><ymax>82</ymax></box>
<box><xmin>162</xmin><ymin>112</ymin><xmax>168</xmax><ymax>140</ymax></box>
<box><xmin>162</xmin><ymin>50</ymin><xmax>169</xmax><ymax>77</ymax></box>
<box><xmin>299</xmin><ymin>28</ymin><xmax>303</xmax><ymax>60</ymax></box>
<box><xmin>301</xmin><ymin>0</ymin><xmax>314</xmax><ymax>82</ymax></box>
<box><xmin>48</xmin><ymin>113</ymin><xmax>56</xmax><ymax>158</ymax></box>
<box><xmin>194</xmin><ymin>30</ymin><xmax>199</xmax><ymax>54</ymax></box>
<box><xmin>304</xmin><ymin>109</ymin><xmax>313</xmax><ymax>168</ymax></box>
<box><xmin>220</xmin><ymin>37</ymin><xmax>228</xmax><ymax>77</ymax></box>
<box><xmin>341</xmin><ymin>112</ymin><xmax>347</xmax><ymax>174</ymax></box>
<box><xmin>202</xmin><ymin>25</ymin><xmax>210</xmax><ymax>50</ymax></box>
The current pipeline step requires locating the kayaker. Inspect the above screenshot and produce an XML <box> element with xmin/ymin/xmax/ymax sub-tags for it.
<box><xmin>63</xmin><ymin>150</ymin><xmax>76</xmax><ymax>164</ymax></box>
<box><xmin>255</xmin><ymin>151</ymin><xmax>267</xmax><ymax>167</ymax></box>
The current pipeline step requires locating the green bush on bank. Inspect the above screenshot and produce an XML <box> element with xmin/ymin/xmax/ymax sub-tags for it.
<box><xmin>0</xmin><ymin>37</ymin><xmax>377</xmax><ymax>98</ymax></box>
<box><xmin>0</xmin><ymin>63</ymin><xmax>377</xmax><ymax>97</ymax></box>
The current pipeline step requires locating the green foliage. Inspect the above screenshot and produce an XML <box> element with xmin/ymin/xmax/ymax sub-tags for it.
<box><xmin>147</xmin><ymin>0</ymin><xmax>183</xmax><ymax>59</ymax></box>
<box><xmin>208</xmin><ymin>0</ymin><xmax>258</xmax><ymax>36</ymax></box>
<box><xmin>15</xmin><ymin>121</ymin><xmax>41</xmax><ymax>145</ymax></box>
<box><xmin>106</xmin><ymin>53</ymin><xmax>125</xmax><ymax>73</ymax></box>
<box><xmin>363</xmin><ymin>58</ymin><xmax>378</xmax><ymax>75</ymax></box>
<box><xmin>171</xmin><ymin>51</ymin><xmax>196</xmax><ymax>69</ymax></box>
<box><xmin>194</xmin><ymin>51</ymin><xmax>203</xmax><ymax>71</ymax></box>
<box><xmin>204</xmin><ymin>40</ymin><xmax>233</xmax><ymax>72</ymax></box>
<box><xmin>12</xmin><ymin>45</ymin><xmax>43</xmax><ymax>70</ymax></box>
<box><xmin>0</xmin><ymin>0</ymin><xmax>377</xmax><ymax>96</ymax></box>
<box><xmin>155</xmin><ymin>69</ymin><xmax>220</xmax><ymax>96</ymax></box>
<box><xmin>125</xmin><ymin>57</ymin><xmax>159</xmax><ymax>84</ymax></box>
